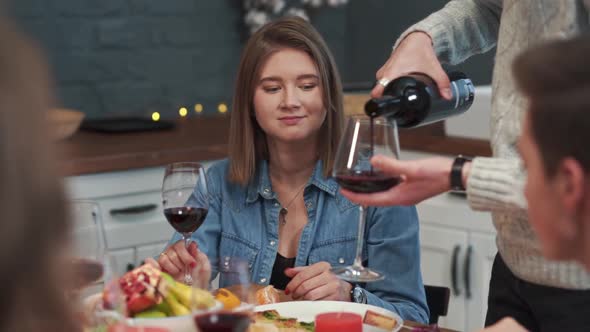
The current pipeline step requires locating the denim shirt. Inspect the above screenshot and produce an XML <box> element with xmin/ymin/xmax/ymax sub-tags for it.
<box><xmin>170</xmin><ymin>158</ymin><xmax>428</xmax><ymax>323</ymax></box>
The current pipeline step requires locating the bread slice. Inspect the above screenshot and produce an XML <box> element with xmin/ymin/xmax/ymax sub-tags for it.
<box><xmin>248</xmin><ymin>322</ymin><xmax>279</xmax><ymax>332</ymax></box>
<box><xmin>363</xmin><ymin>309</ymin><xmax>398</xmax><ymax>330</ymax></box>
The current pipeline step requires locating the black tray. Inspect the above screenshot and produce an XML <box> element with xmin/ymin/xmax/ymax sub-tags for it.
<box><xmin>81</xmin><ymin>117</ymin><xmax>175</xmax><ymax>133</ymax></box>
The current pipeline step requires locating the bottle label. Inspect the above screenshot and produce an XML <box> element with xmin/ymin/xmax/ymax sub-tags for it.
<box><xmin>422</xmin><ymin>78</ymin><xmax>475</xmax><ymax>126</ymax></box>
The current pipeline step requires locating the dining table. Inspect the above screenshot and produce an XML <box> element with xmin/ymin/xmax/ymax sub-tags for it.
<box><xmin>221</xmin><ymin>284</ymin><xmax>459</xmax><ymax>332</ymax></box>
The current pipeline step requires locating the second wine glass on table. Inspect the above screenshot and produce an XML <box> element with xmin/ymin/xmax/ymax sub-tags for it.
<box><xmin>162</xmin><ymin>162</ymin><xmax>209</xmax><ymax>285</ymax></box>
<box><xmin>333</xmin><ymin>116</ymin><xmax>401</xmax><ymax>282</ymax></box>
<box><xmin>193</xmin><ymin>256</ymin><xmax>253</xmax><ymax>332</ymax></box>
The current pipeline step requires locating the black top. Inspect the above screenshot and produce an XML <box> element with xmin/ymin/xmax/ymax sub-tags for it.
<box><xmin>270</xmin><ymin>253</ymin><xmax>296</xmax><ymax>290</ymax></box>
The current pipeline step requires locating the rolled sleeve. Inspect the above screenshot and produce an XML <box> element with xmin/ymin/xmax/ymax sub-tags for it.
<box><xmin>393</xmin><ymin>0</ymin><xmax>502</xmax><ymax>65</ymax></box>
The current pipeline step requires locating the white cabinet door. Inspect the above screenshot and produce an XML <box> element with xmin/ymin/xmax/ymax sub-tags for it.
<box><xmin>466</xmin><ymin>233</ymin><xmax>497</xmax><ymax>331</ymax></box>
<box><xmin>420</xmin><ymin>224</ymin><xmax>469</xmax><ymax>331</ymax></box>
<box><xmin>109</xmin><ymin>248</ymin><xmax>136</xmax><ymax>276</ymax></box>
<box><xmin>136</xmin><ymin>242</ymin><xmax>168</xmax><ymax>267</ymax></box>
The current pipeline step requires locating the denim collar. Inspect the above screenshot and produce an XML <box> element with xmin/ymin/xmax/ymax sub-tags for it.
<box><xmin>246</xmin><ymin>159</ymin><xmax>338</xmax><ymax>203</ymax></box>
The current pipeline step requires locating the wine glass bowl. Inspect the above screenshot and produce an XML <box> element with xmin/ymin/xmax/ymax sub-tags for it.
<box><xmin>69</xmin><ymin>200</ymin><xmax>107</xmax><ymax>291</ymax></box>
<box><xmin>331</xmin><ymin>116</ymin><xmax>401</xmax><ymax>283</ymax></box>
<box><xmin>193</xmin><ymin>256</ymin><xmax>253</xmax><ymax>332</ymax></box>
<box><xmin>162</xmin><ymin>162</ymin><xmax>209</xmax><ymax>285</ymax></box>
<box><xmin>333</xmin><ymin>116</ymin><xmax>401</xmax><ymax>193</ymax></box>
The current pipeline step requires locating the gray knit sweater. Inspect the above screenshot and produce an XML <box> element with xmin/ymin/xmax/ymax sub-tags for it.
<box><xmin>396</xmin><ymin>0</ymin><xmax>590</xmax><ymax>289</ymax></box>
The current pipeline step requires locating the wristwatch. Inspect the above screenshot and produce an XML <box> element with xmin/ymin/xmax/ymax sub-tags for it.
<box><xmin>450</xmin><ymin>155</ymin><xmax>472</xmax><ymax>192</ymax></box>
<box><xmin>351</xmin><ymin>284</ymin><xmax>367</xmax><ymax>304</ymax></box>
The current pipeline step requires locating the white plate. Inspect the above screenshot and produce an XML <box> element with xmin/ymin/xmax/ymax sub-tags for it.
<box><xmin>256</xmin><ymin>301</ymin><xmax>403</xmax><ymax>332</ymax></box>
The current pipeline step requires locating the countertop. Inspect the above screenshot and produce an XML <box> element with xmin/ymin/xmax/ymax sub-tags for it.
<box><xmin>57</xmin><ymin>116</ymin><xmax>491</xmax><ymax>176</ymax></box>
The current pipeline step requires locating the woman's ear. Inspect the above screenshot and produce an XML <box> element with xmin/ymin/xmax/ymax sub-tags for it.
<box><xmin>555</xmin><ymin>158</ymin><xmax>587</xmax><ymax>237</ymax></box>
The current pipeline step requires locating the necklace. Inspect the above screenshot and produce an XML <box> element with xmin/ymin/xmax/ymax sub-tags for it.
<box><xmin>278</xmin><ymin>182</ymin><xmax>307</xmax><ymax>225</ymax></box>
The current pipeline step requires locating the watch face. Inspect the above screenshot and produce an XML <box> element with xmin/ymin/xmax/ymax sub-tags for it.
<box><xmin>353</xmin><ymin>286</ymin><xmax>366</xmax><ymax>304</ymax></box>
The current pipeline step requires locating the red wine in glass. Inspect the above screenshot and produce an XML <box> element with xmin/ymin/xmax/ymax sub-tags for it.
<box><xmin>194</xmin><ymin>312</ymin><xmax>251</xmax><ymax>332</ymax></box>
<box><xmin>335</xmin><ymin>171</ymin><xmax>401</xmax><ymax>193</ymax></box>
<box><xmin>164</xmin><ymin>207</ymin><xmax>208</xmax><ymax>234</ymax></box>
<box><xmin>162</xmin><ymin>162</ymin><xmax>209</xmax><ymax>285</ymax></box>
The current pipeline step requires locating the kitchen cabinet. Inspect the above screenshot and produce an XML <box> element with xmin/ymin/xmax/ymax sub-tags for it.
<box><xmin>66</xmin><ymin>166</ymin><xmax>173</xmax><ymax>276</ymax></box>
<box><xmin>136</xmin><ymin>242</ymin><xmax>169</xmax><ymax>267</ymax></box>
<box><xmin>417</xmin><ymin>192</ymin><xmax>496</xmax><ymax>331</ymax></box>
<box><xmin>65</xmin><ymin>162</ymin><xmax>214</xmax><ymax>276</ymax></box>
<box><xmin>420</xmin><ymin>224</ymin><xmax>469</xmax><ymax>329</ymax></box>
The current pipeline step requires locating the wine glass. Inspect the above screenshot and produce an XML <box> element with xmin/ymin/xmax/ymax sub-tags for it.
<box><xmin>162</xmin><ymin>162</ymin><xmax>209</xmax><ymax>285</ymax></box>
<box><xmin>68</xmin><ymin>200</ymin><xmax>127</xmax><ymax>327</ymax></box>
<box><xmin>69</xmin><ymin>200</ymin><xmax>107</xmax><ymax>293</ymax></box>
<box><xmin>332</xmin><ymin>115</ymin><xmax>401</xmax><ymax>282</ymax></box>
<box><xmin>193</xmin><ymin>256</ymin><xmax>252</xmax><ymax>332</ymax></box>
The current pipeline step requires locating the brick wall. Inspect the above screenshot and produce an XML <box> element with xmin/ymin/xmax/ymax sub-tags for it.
<box><xmin>11</xmin><ymin>0</ymin><xmax>245</xmax><ymax>119</ymax></box>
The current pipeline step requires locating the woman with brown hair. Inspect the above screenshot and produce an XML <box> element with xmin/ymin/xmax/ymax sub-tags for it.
<box><xmin>0</xmin><ymin>18</ymin><xmax>79</xmax><ymax>332</ymax></box>
<box><xmin>155</xmin><ymin>16</ymin><xmax>428</xmax><ymax>322</ymax></box>
<box><xmin>483</xmin><ymin>33</ymin><xmax>590</xmax><ymax>332</ymax></box>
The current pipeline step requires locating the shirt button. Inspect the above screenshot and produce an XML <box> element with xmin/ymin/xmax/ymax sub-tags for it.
<box><xmin>274</xmin><ymin>202</ymin><xmax>280</xmax><ymax>207</ymax></box>
<box><xmin>260</xmin><ymin>278</ymin><xmax>267</xmax><ymax>283</ymax></box>
<box><xmin>338</xmin><ymin>258</ymin><xmax>345</xmax><ymax>264</ymax></box>
<box><xmin>270</xmin><ymin>240</ymin><xmax>276</xmax><ymax>246</ymax></box>
<box><xmin>306</xmin><ymin>201</ymin><xmax>313</xmax><ymax>209</ymax></box>
<box><xmin>263</xmin><ymin>188</ymin><xmax>270</xmax><ymax>194</ymax></box>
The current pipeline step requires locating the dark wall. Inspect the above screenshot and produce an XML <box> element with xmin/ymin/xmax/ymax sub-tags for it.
<box><xmin>10</xmin><ymin>0</ymin><xmax>494</xmax><ymax>119</ymax></box>
<box><xmin>338</xmin><ymin>0</ymin><xmax>495</xmax><ymax>87</ymax></box>
<box><xmin>11</xmin><ymin>0</ymin><xmax>243</xmax><ymax>119</ymax></box>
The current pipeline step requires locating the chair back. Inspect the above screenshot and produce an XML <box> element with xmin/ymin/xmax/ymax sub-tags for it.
<box><xmin>424</xmin><ymin>285</ymin><xmax>450</xmax><ymax>324</ymax></box>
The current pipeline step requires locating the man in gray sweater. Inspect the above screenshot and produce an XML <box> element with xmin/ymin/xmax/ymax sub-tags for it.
<box><xmin>342</xmin><ymin>1</ymin><xmax>590</xmax><ymax>331</ymax></box>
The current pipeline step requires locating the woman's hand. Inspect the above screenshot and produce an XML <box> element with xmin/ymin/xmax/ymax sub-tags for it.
<box><xmin>284</xmin><ymin>262</ymin><xmax>352</xmax><ymax>301</ymax></box>
<box><xmin>341</xmin><ymin>155</ymin><xmax>456</xmax><ymax>206</ymax></box>
<box><xmin>371</xmin><ymin>31</ymin><xmax>451</xmax><ymax>100</ymax></box>
<box><xmin>146</xmin><ymin>240</ymin><xmax>211</xmax><ymax>286</ymax></box>
<box><xmin>479</xmin><ymin>318</ymin><xmax>528</xmax><ymax>332</ymax></box>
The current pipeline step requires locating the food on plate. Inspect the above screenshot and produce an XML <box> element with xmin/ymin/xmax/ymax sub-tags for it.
<box><xmin>253</xmin><ymin>310</ymin><xmax>314</xmax><ymax>331</ymax></box>
<box><xmin>248</xmin><ymin>323</ymin><xmax>280</xmax><ymax>332</ymax></box>
<box><xmin>256</xmin><ymin>285</ymin><xmax>280</xmax><ymax>305</ymax></box>
<box><xmin>215</xmin><ymin>288</ymin><xmax>242</xmax><ymax>310</ymax></box>
<box><xmin>102</xmin><ymin>264</ymin><xmax>215</xmax><ymax>318</ymax></box>
<box><xmin>363</xmin><ymin>309</ymin><xmax>398</xmax><ymax>330</ymax></box>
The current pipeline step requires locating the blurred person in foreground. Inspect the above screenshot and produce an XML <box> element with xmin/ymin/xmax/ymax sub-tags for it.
<box><xmin>483</xmin><ymin>34</ymin><xmax>590</xmax><ymax>331</ymax></box>
<box><xmin>342</xmin><ymin>1</ymin><xmax>590</xmax><ymax>330</ymax></box>
<box><xmin>0</xmin><ymin>16</ymin><xmax>78</xmax><ymax>332</ymax></box>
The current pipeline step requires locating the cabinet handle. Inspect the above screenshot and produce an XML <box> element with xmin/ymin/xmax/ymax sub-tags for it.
<box><xmin>110</xmin><ymin>204</ymin><xmax>158</xmax><ymax>216</ymax></box>
<box><xmin>451</xmin><ymin>244</ymin><xmax>461</xmax><ymax>296</ymax></box>
<box><xmin>464</xmin><ymin>245</ymin><xmax>473</xmax><ymax>299</ymax></box>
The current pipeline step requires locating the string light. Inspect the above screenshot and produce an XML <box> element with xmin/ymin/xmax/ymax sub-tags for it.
<box><xmin>151</xmin><ymin>112</ymin><xmax>160</xmax><ymax>121</ymax></box>
<box><xmin>194</xmin><ymin>103</ymin><xmax>203</xmax><ymax>113</ymax></box>
<box><xmin>179</xmin><ymin>107</ymin><xmax>188</xmax><ymax>117</ymax></box>
<box><xmin>218</xmin><ymin>103</ymin><xmax>228</xmax><ymax>114</ymax></box>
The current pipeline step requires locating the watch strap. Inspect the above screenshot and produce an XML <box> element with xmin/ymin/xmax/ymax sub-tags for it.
<box><xmin>450</xmin><ymin>155</ymin><xmax>471</xmax><ymax>191</ymax></box>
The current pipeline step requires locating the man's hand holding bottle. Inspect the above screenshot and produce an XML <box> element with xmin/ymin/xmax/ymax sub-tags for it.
<box><xmin>372</xmin><ymin>32</ymin><xmax>452</xmax><ymax>99</ymax></box>
<box><xmin>343</xmin><ymin>32</ymin><xmax>473</xmax><ymax>207</ymax></box>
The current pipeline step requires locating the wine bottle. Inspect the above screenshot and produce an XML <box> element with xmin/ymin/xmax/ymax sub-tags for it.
<box><xmin>365</xmin><ymin>72</ymin><xmax>475</xmax><ymax>128</ymax></box>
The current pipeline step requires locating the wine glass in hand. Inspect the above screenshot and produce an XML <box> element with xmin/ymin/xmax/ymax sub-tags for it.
<box><xmin>162</xmin><ymin>162</ymin><xmax>209</xmax><ymax>285</ymax></box>
<box><xmin>333</xmin><ymin>116</ymin><xmax>400</xmax><ymax>282</ymax></box>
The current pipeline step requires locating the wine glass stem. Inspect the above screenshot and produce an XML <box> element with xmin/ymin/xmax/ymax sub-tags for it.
<box><xmin>182</xmin><ymin>234</ymin><xmax>193</xmax><ymax>285</ymax></box>
<box><xmin>353</xmin><ymin>205</ymin><xmax>367</xmax><ymax>269</ymax></box>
